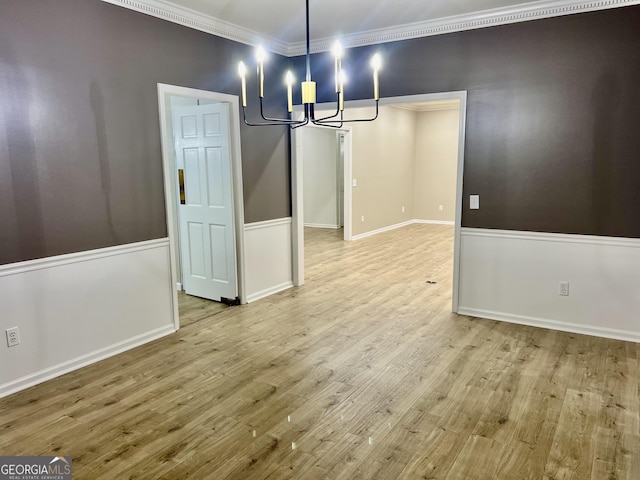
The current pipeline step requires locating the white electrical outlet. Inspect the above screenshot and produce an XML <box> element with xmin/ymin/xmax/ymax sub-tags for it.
<box><xmin>402</xmin><ymin>206</ymin><xmax>405</xmax><ymax>213</ymax></box>
<box><xmin>470</xmin><ymin>195</ymin><xmax>480</xmax><ymax>210</ymax></box>
<box><xmin>439</xmin><ymin>205</ymin><xmax>444</xmax><ymax>211</ymax></box>
<box><xmin>352</xmin><ymin>179</ymin><xmax>357</xmax><ymax>187</ymax></box>
<box><xmin>559</xmin><ymin>281</ymin><xmax>570</xmax><ymax>296</ymax></box>
<box><xmin>6</xmin><ymin>327</ymin><xmax>20</xmax><ymax>347</ymax></box>
<box><xmin>361</xmin><ymin>215</ymin><xmax>365</xmax><ymax>222</ymax></box>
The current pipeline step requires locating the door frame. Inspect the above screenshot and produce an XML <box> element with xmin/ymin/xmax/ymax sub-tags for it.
<box><xmin>157</xmin><ymin>83</ymin><xmax>247</xmax><ymax>329</ymax></box>
<box><xmin>291</xmin><ymin>123</ymin><xmax>353</xmax><ymax>287</ymax></box>
<box><xmin>292</xmin><ymin>91</ymin><xmax>467</xmax><ymax>312</ymax></box>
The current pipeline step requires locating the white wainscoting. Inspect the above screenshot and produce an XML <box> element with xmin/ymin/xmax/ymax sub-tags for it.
<box><xmin>0</xmin><ymin>239</ymin><xmax>176</xmax><ymax>398</ymax></box>
<box><xmin>458</xmin><ymin>228</ymin><xmax>640</xmax><ymax>343</ymax></box>
<box><xmin>244</xmin><ymin>218</ymin><xmax>294</xmax><ymax>303</ymax></box>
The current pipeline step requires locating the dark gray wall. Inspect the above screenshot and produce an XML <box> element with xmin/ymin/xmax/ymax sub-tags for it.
<box><xmin>3</xmin><ymin>2</ymin><xmax>640</xmax><ymax>266</ymax></box>
<box><xmin>300</xmin><ymin>6</ymin><xmax>640</xmax><ymax>238</ymax></box>
<box><xmin>0</xmin><ymin>0</ymin><xmax>290</xmax><ymax>265</ymax></box>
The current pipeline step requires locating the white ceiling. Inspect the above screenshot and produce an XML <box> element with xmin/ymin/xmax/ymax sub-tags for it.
<box><xmin>107</xmin><ymin>0</ymin><xmax>639</xmax><ymax>55</ymax></box>
<box><xmin>171</xmin><ymin>0</ymin><xmax>527</xmax><ymax>44</ymax></box>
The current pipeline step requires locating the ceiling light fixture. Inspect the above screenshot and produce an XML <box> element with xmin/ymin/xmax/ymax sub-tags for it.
<box><xmin>237</xmin><ymin>0</ymin><xmax>382</xmax><ymax>129</ymax></box>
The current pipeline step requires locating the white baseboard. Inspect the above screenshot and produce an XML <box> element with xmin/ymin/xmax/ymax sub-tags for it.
<box><xmin>0</xmin><ymin>325</ymin><xmax>175</xmax><ymax>399</ymax></box>
<box><xmin>304</xmin><ymin>223</ymin><xmax>341</xmax><ymax>229</ymax></box>
<box><xmin>458</xmin><ymin>307</ymin><xmax>640</xmax><ymax>344</ymax></box>
<box><xmin>458</xmin><ymin>228</ymin><xmax>640</xmax><ymax>343</ymax></box>
<box><xmin>246</xmin><ymin>281</ymin><xmax>294</xmax><ymax>303</ymax></box>
<box><xmin>414</xmin><ymin>219</ymin><xmax>455</xmax><ymax>226</ymax></box>
<box><xmin>351</xmin><ymin>219</ymin><xmax>454</xmax><ymax>240</ymax></box>
<box><xmin>352</xmin><ymin>220</ymin><xmax>414</xmax><ymax>240</ymax></box>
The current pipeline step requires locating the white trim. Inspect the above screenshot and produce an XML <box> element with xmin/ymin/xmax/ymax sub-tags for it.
<box><xmin>291</xmin><ymin>127</ymin><xmax>304</xmax><ymax>287</ymax></box>
<box><xmin>291</xmin><ymin>123</ymin><xmax>354</xmax><ymax>285</ymax></box>
<box><xmin>452</xmin><ymin>92</ymin><xmax>467</xmax><ymax>314</ymax></box>
<box><xmin>0</xmin><ymin>325</ymin><xmax>175</xmax><ymax>399</ymax></box>
<box><xmin>102</xmin><ymin>0</ymin><xmax>640</xmax><ymax>56</ymax></box>
<box><xmin>461</xmin><ymin>227</ymin><xmax>640</xmax><ymax>248</ymax></box>
<box><xmin>304</xmin><ymin>223</ymin><xmax>341</xmax><ymax>229</ymax></box>
<box><xmin>351</xmin><ymin>219</ymin><xmax>456</xmax><ymax>241</ymax></box>
<box><xmin>157</xmin><ymin>84</ymin><xmax>247</xmax><ymax>321</ymax></box>
<box><xmin>394</xmin><ymin>103</ymin><xmax>461</xmax><ymax>113</ymax></box>
<box><xmin>0</xmin><ymin>238</ymin><xmax>168</xmax><ymax>277</ymax></box>
<box><xmin>457</xmin><ymin>307</ymin><xmax>640</xmax><ymax>344</ymax></box>
<box><xmin>100</xmin><ymin>0</ymin><xmax>290</xmax><ymax>55</ymax></box>
<box><xmin>176</xmin><ymin>282</ymin><xmax>183</xmax><ymax>291</ymax></box>
<box><xmin>342</xmin><ymin>131</ymin><xmax>353</xmax><ymax>242</ymax></box>
<box><xmin>244</xmin><ymin>219</ymin><xmax>293</xmax><ymax>301</ymax></box>
<box><xmin>293</xmin><ymin>92</ymin><xmax>467</xmax><ymax>314</ymax></box>
<box><xmin>414</xmin><ymin>219</ymin><xmax>455</xmax><ymax>226</ymax></box>
<box><xmin>457</xmin><ymin>227</ymin><xmax>640</xmax><ymax>343</ymax></box>
<box><xmin>244</xmin><ymin>217</ymin><xmax>292</xmax><ymax>231</ymax></box>
<box><xmin>351</xmin><ymin>221</ymin><xmax>415</xmax><ymax>241</ymax></box>
<box><xmin>287</xmin><ymin>0</ymin><xmax>640</xmax><ymax>55</ymax></box>
<box><xmin>246</xmin><ymin>281</ymin><xmax>294</xmax><ymax>304</ymax></box>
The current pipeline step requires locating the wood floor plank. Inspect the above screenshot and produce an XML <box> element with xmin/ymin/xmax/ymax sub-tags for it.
<box><xmin>1</xmin><ymin>224</ymin><xmax>638</xmax><ymax>479</ymax></box>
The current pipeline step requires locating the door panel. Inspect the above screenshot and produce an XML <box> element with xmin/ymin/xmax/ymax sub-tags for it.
<box><xmin>184</xmin><ymin>149</ymin><xmax>202</xmax><ymax>205</ymax></box>
<box><xmin>206</xmin><ymin>148</ymin><xmax>225</xmax><ymax>207</ymax></box>
<box><xmin>173</xmin><ymin>103</ymin><xmax>237</xmax><ymax>302</ymax></box>
<box><xmin>187</xmin><ymin>222</ymin><xmax>206</xmax><ymax>278</ymax></box>
<box><xmin>210</xmin><ymin>224</ymin><xmax>229</xmax><ymax>282</ymax></box>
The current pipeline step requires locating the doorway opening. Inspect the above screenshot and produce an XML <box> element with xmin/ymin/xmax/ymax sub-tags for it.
<box><xmin>157</xmin><ymin>84</ymin><xmax>247</xmax><ymax>329</ymax></box>
<box><xmin>292</xmin><ymin>91</ymin><xmax>467</xmax><ymax>312</ymax></box>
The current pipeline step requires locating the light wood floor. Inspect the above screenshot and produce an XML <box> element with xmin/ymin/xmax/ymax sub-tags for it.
<box><xmin>1</xmin><ymin>224</ymin><xmax>638</xmax><ymax>479</ymax></box>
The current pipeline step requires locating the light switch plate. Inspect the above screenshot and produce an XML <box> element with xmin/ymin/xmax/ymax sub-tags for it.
<box><xmin>352</xmin><ymin>179</ymin><xmax>357</xmax><ymax>187</ymax></box>
<box><xmin>470</xmin><ymin>195</ymin><xmax>480</xmax><ymax>210</ymax></box>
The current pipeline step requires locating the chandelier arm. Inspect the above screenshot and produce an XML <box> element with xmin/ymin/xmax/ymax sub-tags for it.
<box><xmin>289</xmin><ymin>104</ymin><xmax>314</xmax><ymax>129</ymax></box>
<box><xmin>291</xmin><ymin>118</ymin><xmax>311</xmax><ymax>130</ymax></box>
<box><xmin>242</xmin><ymin>106</ymin><xmax>307</xmax><ymax>127</ymax></box>
<box><xmin>311</xmin><ymin>94</ymin><xmax>342</xmax><ymax>122</ymax></box>
<box><xmin>238</xmin><ymin>0</ymin><xmax>381</xmax><ymax>129</ymax></box>
<box><xmin>311</xmin><ymin>120</ymin><xmax>343</xmax><ymax>129</ymax></box>
<box><xmin>315</xmin><ymin>100</ymin><xmax>379</xmax><ymax>125</ymax></box>
<box><xmin>311</xmin><ymin>110</ymin><xmax>344</xmax><ymax>129</ymax></box>
<box><xmin>259</xmin><ymin>97</ymin><xmax>306</xmax><ymax>124</ymax></box>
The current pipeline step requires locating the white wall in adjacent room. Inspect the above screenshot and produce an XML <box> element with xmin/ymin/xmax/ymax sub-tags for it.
<box><xmin>301</xmin><ymin>127</ymin><xmax>340</xmax><ymax>228</ymax></box>
<box><xmin>414</xmin><ymin>108</ymin><xmax>460</xmax><ymax>223</ymax></box>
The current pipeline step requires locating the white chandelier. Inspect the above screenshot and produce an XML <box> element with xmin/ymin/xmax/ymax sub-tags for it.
<box><xmin>237</xmin><ymin>0</ymin><xmax>382</xmax><ymax>129</ymax></box>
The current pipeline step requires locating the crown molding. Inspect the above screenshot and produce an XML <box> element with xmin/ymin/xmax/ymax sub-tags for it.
<box><xmin>287</xmin><ymin>0</ymin><xmax>640</xmax><ymax>55</ymax></box>
<box><xmin>102</xmin><ymin>0</ymin><xmax>640</xmax><ymax>57</ymax></box>
<box><xmin>100</xmin><ymin>0</ymin><xmax>290</xmax><ymax>55</ymax></box>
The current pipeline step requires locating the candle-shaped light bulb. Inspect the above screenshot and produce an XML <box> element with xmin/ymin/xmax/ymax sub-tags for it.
<box><xmin>370</xmin><ymin>53</ymin><xmax>382</xmax><ymax>101</ymax></box>
<box><xmin>285</xmin><ymin>71</ymin><xmax>294</xmax><ymax>113</ymax></box>
<box><xmin>238</xmin><ymin>61</ymin><xmax>247</xmax><ymax>107</ymax></box>
<box><xmin>332</xmin><ymin>40</ymin><xmax>343</xmax><ymax>58</ymax></box>
<box><xmin>256</xmin><ymin>46</ymin><xmax>267</xmax><ymax>63</ymax></box>
<box><xmin>332</xmin><ymin>41</ymin><xmax>343</xmax><ymax>93</ymax></box>
<box><xmin>255</xmin><ymin>46</ymin><xmax>266</xmax><ymax>98</ymax></box>
<box><xmin>339</xmin><ymin>70</ymin><xmax>347</xmax><ymax>111</ymax></box>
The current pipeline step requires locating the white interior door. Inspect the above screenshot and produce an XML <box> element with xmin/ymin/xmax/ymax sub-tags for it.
<box><xmin>173</xmin><ymin>103</ymin><xmax>237</xmax><ymax>302</ymax></box>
